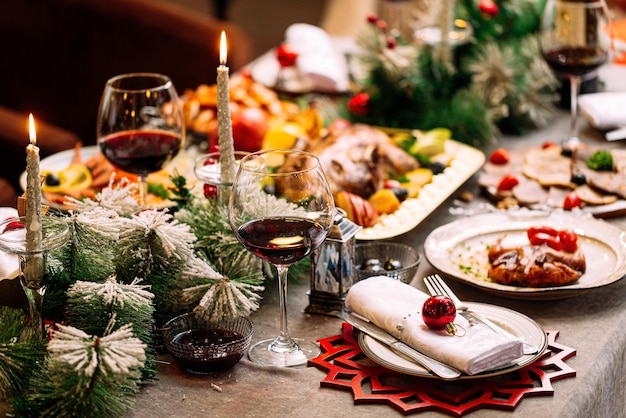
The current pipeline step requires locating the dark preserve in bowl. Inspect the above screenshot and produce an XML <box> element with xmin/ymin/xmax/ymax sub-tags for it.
<box><xmin>162</xmin><ymin>314</ymin><xmax>253</xmax><ymax>374</ymax></box>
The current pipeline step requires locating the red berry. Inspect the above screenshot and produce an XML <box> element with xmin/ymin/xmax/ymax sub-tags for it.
<box><xmin>489</xmin><ymin>148</ymin><xmax>510</xmax><ymax>165</ymax></box>
<box><xmin>529</xmin><ymin>232</ymin><xmax>562</xmax><ymax>251</ymax></box>
<box><xmin>386</xmin><ymin>36</ymin><xmax>397</xmax><ymax>49</ymax></box>
<box><xmin>563</xmin><ymin>191</ymin><xmax>582</xmax><ymax>210</ymax></box>
<box><xmin>422</xmin><ymin>295</ymin><xmax>456</xmax><ymax>331</ymax></box>
<box><xmin>479</xmin><ymin>0</ymin><xmax>499</xmax><ymax>17</ymax></box>
<box><xmin>558</xmin><ymin>229</ymin><xmax>579</xmax><ymax>252</ymax></box>
<box><xmin>376</xmin><ymin>20</ymin><xmax>388</xmax><ymax>32</ymax></box>
<box><xmin>527</xmin><ymin>225</ymin><xmax>559</xmax><ymax>239</ymax></box>
<box><xmin>203</xmin><ymin>183</ymin><xmax>218</xmax><ymax>199</ymax></box>
<box><xmin>203</xmin><ymin>156</ymin><xmax>218</xmax><ymax>166</ymax></box>
<box><xmin>348</xmin><ymin>93</ymin><xmax>370</xmax><ymax>116</ymax></box>
<box><xmin>208</xmin><ymin>144</ymin><xmax>220</xmax><ymax>154</ymax></box>
<box><xmin>496</xmin><ymin>174</ymin><xmax>519</xmax><ymax>191</ymax></box>
<box><xmin>366</xmin><ymin>13</ymin><xmax>378</xmax><ymax>24</ymax></box>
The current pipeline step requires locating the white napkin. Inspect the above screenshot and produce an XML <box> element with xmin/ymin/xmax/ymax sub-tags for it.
<box><xmin>284</xmin><ymin>23</ymin><xmax>348</xmax><ymax>92</ymax></box>
<box><xmin>251</xmin><ymin>23</ymin><xmax>349</xmax><ymax>93</ymax></box>
<box><xmin>578</xmin><ymin>92</ymin><xmax>626</xmax><ymax>130</ymax></box>
<box><xmin>0</xmin><ymin>207</ymin><xmax>20</xmax><ymax>280</ymax></box>
<box><xmin>345</xmin><ymin>276</ymin><xmax>524</xmax><ymax>375</ymax></box>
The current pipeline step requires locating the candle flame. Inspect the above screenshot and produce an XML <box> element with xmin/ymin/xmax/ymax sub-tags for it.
<box><xmin>220</xmin><ymin>31</ymin><xmax>227</xmax><ymax>65</ymax></box>
<box><xmin>29</xmin><ymin>113</ymin><xmax>37</xmax><ymax>146</ymax></box>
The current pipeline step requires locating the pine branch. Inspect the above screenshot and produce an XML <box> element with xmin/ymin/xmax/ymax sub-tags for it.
<box><xmin>0</xmin><ymin>307</ymin><xmax>46</xmax><ymax>399</ymax></box>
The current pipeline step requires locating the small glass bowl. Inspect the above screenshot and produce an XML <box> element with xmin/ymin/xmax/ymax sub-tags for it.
<box><xmin>162</xmin><ymin>313</ymin><xmax>253</xmax><ymax>374</ymax></box>
<box><xmin>355</xmin><ymin>242</ymin><xmax>421</xmax><ymax>284</ymax></box>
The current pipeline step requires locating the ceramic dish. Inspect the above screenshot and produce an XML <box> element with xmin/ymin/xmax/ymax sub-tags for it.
<box><xmin>356</xmin><ymin>140</ymin><xmax>485</xmax><ymax>240</ymax></box>
<box><xmin>20</xmin><ymin>145</ymin><xmax>194</xmax><ymax>210</ymax></box>
<box><xmin>359</xmin><ymin>301</ymin><xmax>548</xmax><ymax>379</ymax></box>
<box><xmin>424</xmin><ymin>210</ymin><xmax>626</xmax><ymax>300</ymax></box>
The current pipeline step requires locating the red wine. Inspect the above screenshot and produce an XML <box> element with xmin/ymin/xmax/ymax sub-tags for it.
<box><xmin>543</xmin><ymin>46</ymin><xmax>608</xmax><ymax>77</ymax></box>
<box><xmin>99</xmin><ymin>130</ymin><xmax>182</xmax><ymax>175</ymax></box>
<box><xmin>237</xmin><ymin>217</ymin><xmax>327</xmax><ymax>265</ymax></box>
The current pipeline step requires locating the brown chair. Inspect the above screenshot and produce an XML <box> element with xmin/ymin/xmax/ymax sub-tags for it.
<box><xmin>0</xmin><ymin>0</ymin><xmax>252</xmax><ymax>195</ymax></box>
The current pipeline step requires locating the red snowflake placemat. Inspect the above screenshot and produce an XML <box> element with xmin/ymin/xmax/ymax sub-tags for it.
<box><xmin>308</xmin><ymin>323</ymin><xmax>575</xmax><ymax>416</ymax></box>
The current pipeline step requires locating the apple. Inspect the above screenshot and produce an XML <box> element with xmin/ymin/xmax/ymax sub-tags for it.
<box><xmin>231</xmin><ymin>107</ymin><xmax>270</xmax><ymax>152</ymax></box>
<box><xmin>206</xmin><ymin>105</ymin><xmax>269</xmax><ymax>152</ymax></box>
<box><xmin>335</xmin><ymin>191</ymin><xmax>379</xmax><ymax>227</ymax></box>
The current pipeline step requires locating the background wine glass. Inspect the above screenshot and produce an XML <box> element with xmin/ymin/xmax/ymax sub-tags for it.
<box><xmin>229</xmin><ymin>149</ymin><xmax>335</xmax><ymax>367</ymax></box>
<box><xmin>540</xmin><ymin>0</ymin><xmax>612</xmax><ymax>145</ymax></box>
<box><xmin>96</xmin><ymin>73</ymin><xmax>184</xmax><ymax>206</ymax></box>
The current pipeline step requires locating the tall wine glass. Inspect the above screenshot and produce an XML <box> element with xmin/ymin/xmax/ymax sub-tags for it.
<box><xmin>96</xmin><ymin>73</ymin><xmax>185</xmax><ymax>206</ymax></box>
<box><xmin>229</xmin><ymin>150</ymin><xmax>335</xmax><ymax>367</ymax></box>
<box><xmin>540</xmin><ymin>0</ymin><xmax>611</xmax><ymax>145</ymax></box>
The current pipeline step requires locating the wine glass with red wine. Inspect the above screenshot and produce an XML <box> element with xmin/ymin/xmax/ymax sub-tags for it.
<box><xmin>228</xmin><ymin>149</ymin><xmax>335</xmax><ymax>367</ymax></box>
<box><xmin>96</xmin><ymin>73</ymin><xmax>184</xmax><ymax>206</ymax></box>
<box><xmin>540</xmin><ymin>0</ymin><xmax>611</xmax><ymax>145</ymax></box>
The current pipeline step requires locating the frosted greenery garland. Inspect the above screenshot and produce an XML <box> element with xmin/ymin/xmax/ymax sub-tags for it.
<box><xmin>47</xmin><ymin>322</ymin><xmax>146</xmax><ymax>379</ymax></box>
<box><xmin>2</xmin><ymin>174</ymin><xmax>316</xmax><ymax>414</ymax></box>
<box><xmin>66</xmin><ymin>277</ymin><xmax>155</xmax><ymax>354</ymax></box>
<box><xmin>0</xmin><ymin>307</ymin><xmax>45</xmax><ymax>400</ymax></box>
<box><xmin>175</xmin><ymin>196</ymin><xmax>266</xmax><ymax>321</ymax></box>
<box><xmin>15</xmin><ymin>321</ymin><xmax>146</xmax><ymax>418</ymax></box>
<box><xmin>178</xmin><ymin>254</ymin><xmax>264</xmax><ymax>322</ymax></box>
<box><xmin>66</xmin><ymin>176</ymin><xmax>140</xmax><ymax>215</ymax></box>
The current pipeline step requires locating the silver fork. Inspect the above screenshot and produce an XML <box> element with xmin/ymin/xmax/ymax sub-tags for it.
<box><xmin>423</xmin><ymin>274</ymin><xmax>539</xmax><ymax>355</ymax></box>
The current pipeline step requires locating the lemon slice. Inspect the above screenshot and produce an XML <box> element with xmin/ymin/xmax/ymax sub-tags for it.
<box><xmin>269</xmin><ymin>236</ymin><xmax>304</xmax><ymax>246</ymax></box>
<box><xmin>262</xmin><ymin>122</ymin><xmax>308</xmax><ymax>150</ymax></box>
<box><xmin>42</xmin><ymin>164</ymin><xmax>92</xmax><ymax>193</ymax></box>
<box><xmin>409</xmin><ymin>128</ymin><xmax>451</xmax><ymax>156</ymax></box>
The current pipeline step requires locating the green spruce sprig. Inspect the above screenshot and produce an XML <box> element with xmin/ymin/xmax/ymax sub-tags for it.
<box><xmin>14</xmin><ymin>321</ymin><xmax>146</xmax><ymax>418</ymax></box>
<box><xmin>0</xmin><ymin>307</ymin><xmax>46</xmax><ymax>400</ymax></box>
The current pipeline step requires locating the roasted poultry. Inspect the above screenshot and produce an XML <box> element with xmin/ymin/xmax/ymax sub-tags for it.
<box><xmin>298</xmin><ymin>124</ymin><xmax>418</xmax><ymax>198</ymax></box>
<box><xmin>487</xmin><ymin>237</ymin><xmax>586</xmax><ymax>287</ymax></box>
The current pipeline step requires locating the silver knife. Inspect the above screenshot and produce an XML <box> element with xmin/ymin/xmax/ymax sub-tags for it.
<box><xmin>343</xmin><ymin>312</ymin><xmax>461</xmax><ymax>379</ymax></box>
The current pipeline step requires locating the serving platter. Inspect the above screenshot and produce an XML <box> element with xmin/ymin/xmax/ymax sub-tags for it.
<box><xmin>20</xmin><ymin>146</ymin><xmax>195</xmax><ymax>210</ymax></box>
<box><xmin>359</xmin><ymin>301</ymin><xmax>548</xmax><ymax>379</ymax></box>
<box><xmin>424</xmin><ymin>210</ymin><xmax>626</xmax><ymax>299</ymax></box>
<box><xmin>356</xmin><ymin>140</ymin><xmax>485</xmax><ymax>240</ymax></box>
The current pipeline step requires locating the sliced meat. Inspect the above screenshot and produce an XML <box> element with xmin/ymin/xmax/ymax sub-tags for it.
<box><xmin>512</xmin><ymin>177</ymin><xmax>549</xmax><ymax>205</ymax></box>
<box><xmin>522</xmin><ymin>146</ymin><xmax>572</xmax><ymax>187</ymax></box>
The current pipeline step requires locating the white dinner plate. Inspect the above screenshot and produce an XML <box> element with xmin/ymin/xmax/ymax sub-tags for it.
<box><xmin>20</xmin><ymin>145</ymin><xmax>195</xmax><ymax>210</ymax></box>
<box><xmin>424</xmin><ymin>210</ymin><xmax>626</xmax><ymax>299</ymax></box>
<box><xmin>356</xmin><ymin>140</ymin><xmax>485</xmax><ymax>240</ymax></box>
<box><xmin>359</xmin><ymin>301</ymin><xmax>548</xmax><ymax>380</ymax></box>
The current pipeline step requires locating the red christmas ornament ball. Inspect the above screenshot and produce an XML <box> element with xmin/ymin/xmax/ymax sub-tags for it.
<box><xmin>422</xmin><ymin>295</ymin><xmax>456</xmax><ymax>331</ymax></box>
<box><xmin>275</xmin><ymin>43</ymin><xmax>298</xmax><ymax>68</ymax></box>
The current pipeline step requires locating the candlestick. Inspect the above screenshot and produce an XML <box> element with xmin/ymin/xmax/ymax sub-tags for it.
<box><xmin>217</xmin><ymin>30</ymin><xmax>236</xmax><ymax>186</ymax></box>
<box><xmin>25</xmin><ymin>114</ymin><xmax>43</xmax><ymax>284</ymax></box>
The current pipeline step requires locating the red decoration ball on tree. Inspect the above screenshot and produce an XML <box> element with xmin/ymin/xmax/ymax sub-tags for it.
<box><xmin>422</xmin><ymin>295</ymin><xmax>456</xmax><ymax>331</ymax></box>
<box><xmin>348</xmin><ymin>93</ymin><xmax>370</xmax><ymax>116</ymax></box>
<box><xmin>479</xmin><ymin>0</ymin><xmax>499</xmax><ymax>18</ymax></box>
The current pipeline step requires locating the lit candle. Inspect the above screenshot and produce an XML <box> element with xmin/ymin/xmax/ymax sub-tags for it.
<box><xmin>25</xmin><ymin>114</ymin><xmax>43</xmax><ymax>281</ymax></box>
<box><xmin>217</xmin><ymin>30</ymin><xmax>236</xmax><ymax>185</ymax></box>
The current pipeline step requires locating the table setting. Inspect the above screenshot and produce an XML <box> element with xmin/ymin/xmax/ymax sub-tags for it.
<box><xmin>2</xmin><ymin>0</ymin><xmax>626</xmax><ymax>417</ymax></box>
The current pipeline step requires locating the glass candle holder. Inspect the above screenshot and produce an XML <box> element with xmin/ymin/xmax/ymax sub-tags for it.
<box><xmin>0</xmin><ymin>216</ymin><xmax>70</xmax><ymax>333</ymax></box>
<box><xmin>194</xmin><ymin>151</ymin><xmax>250</xmax><ymax>205</ymax></box>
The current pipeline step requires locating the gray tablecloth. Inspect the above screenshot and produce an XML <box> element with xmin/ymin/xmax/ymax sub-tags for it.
<box><xmin>126</xmin><ymin>66</ymin><xmax>626</xmax><ymax>418</ymax></box>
